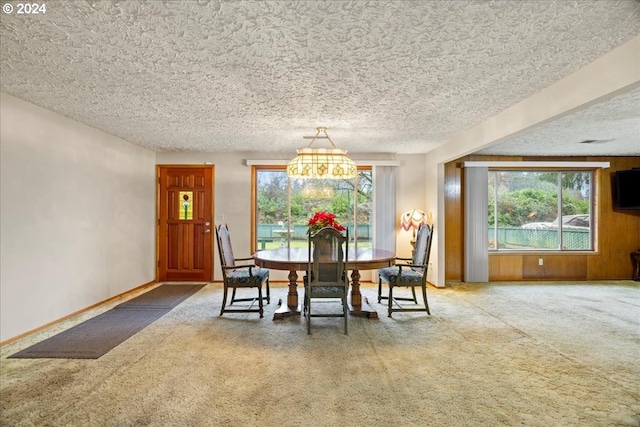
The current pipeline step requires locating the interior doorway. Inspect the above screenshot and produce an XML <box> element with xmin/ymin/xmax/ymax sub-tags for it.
<box><xmin>157</xmin><ymin>165</ymin><xmax>214</xmax><ymax>282</ymax></box>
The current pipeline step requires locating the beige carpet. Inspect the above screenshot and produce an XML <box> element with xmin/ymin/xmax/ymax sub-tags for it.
<box><xmin>1</xmin><ymin>282</ymin><xmax>639</xmax><ymax>427</ymax></box>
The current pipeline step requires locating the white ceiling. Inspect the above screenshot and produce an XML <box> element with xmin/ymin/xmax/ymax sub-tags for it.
<box><xmin>1</xmin><ymin>0</ymin><xmax>639</xmax><ymax>156</ymax></box>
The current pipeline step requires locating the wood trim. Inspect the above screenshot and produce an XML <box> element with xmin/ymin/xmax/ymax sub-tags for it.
<box><xmin>0</xmin><ymin>281</ymin><xmax>158</xmax><ymax>346</ymax></box>
<box><xmin>249</xmin><ymin>165</ymin><xmax>374</xmax><ymax>254</ymax></box>
<box><xmin>250</xmin><ymin>166</ymin><xmax>259</xmax><ymax>254</ymax></box>
<box><xmin>155</xmin><ymin>165</ymin><xmax>215</xmax><ymax>282</ymax></box>
<box><xmin>250</xmin><ymin>165</ymin><xmax>287</xmax><ymax>254</ymax></box>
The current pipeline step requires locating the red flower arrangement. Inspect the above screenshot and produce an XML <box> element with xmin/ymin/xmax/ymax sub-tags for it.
<box><xmin>308</xmin><ymin>211</ymin><xmax>346</xmax><ymax>234</ymax></box>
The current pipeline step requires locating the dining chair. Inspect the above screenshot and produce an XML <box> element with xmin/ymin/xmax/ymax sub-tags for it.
<box><xmin>378</xmin><ymin>223</ymin><xmax>433</xmax><ymax>317</ymax></box>
<box><xmin>215</xmin><ymin>224</ymin><xmax>270</xmax><ymax>318</ymax></box>
<box><xmin>304</xmin><ymin>226</ymin><xmax>349</xmax><ymax>334</ymax></box>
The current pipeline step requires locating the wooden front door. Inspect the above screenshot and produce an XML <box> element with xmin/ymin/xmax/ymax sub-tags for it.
<box><xmin>158</xmin><ymin>166</ymin><xmax>214</xmax><ymax>282</ymax></box>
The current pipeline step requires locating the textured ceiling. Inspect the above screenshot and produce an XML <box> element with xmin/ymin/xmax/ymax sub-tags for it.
<box><xmin>476</xmin><ymin>87</ymin><xmax>640</xmax><ymax>156</ymax></box>
<box><xmin>1</xmin><ymin>0</ymin><xmax>639</xmax><ymax>156</ymax></box>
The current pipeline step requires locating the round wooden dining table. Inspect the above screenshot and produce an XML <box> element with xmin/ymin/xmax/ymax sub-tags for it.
<box><xmin>253</xmin><ymin>246</ymin><xmax>395</xmax><ymax>320</ymax></box>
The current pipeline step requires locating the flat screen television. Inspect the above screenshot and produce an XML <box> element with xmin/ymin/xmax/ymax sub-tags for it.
<box><xmin>615</xmin><ymin>168</ymin><xmax>640</xmax><ymax>210</ymax></box>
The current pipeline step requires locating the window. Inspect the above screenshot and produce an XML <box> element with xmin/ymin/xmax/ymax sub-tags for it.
<box><xmin>253</xmin><ymin>166</ymin><xmax>372</xmax><ymax>250</ymax></box>
<box><xmin>488</xmin><ymin>170</ymin><xmax>593</xmax><ymax>251</ymax></box>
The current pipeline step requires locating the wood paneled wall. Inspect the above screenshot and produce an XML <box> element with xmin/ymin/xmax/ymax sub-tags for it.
<box><xmin>445</xmin><ymin>156</ymin><xmax>640</xmax><ymax>282</ymax></box>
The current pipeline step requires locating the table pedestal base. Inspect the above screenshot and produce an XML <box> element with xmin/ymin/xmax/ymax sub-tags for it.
<box><xmin>271</xmin><ymin>268</ymin><xmax>383</xmax><ymax>320</ymax></box>
<box><xmin>348</xmin><ymin>296</ymin><xmax>379</xmax><ymax>319</ymax></box>
<box><xmin>347</xmin><ymin>270</ymin><xmax>379</xmax><ymax>318</ymax></box>
<box><xmin>273</xmin><ymin>299</ymin><xmax>301</xmax><ymax>320</ymax></box>
<box><xmin>255</xmin><ymin>247</ymin><xmax>395</xmax><ymax>322</ymax></box>
<box><xmin>273</xmin><ymin>270</ymin><xmax>302</xmax><ymax>320</ymax></box>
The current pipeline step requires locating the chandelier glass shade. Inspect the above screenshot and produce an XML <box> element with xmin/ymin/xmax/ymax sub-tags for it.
<box><xmin>287</xmin><ymin>127</ymin><xmax>357</xmax><ymax>180</ymax></box>
<box><xmin>301</xmin><ymin>184</ymin><xmax>335</xmax><ymax>198</ymax></box>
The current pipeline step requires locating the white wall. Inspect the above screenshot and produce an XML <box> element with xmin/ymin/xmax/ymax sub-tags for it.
<box><xmin>395</xmin><ymin>155</ymin><xmax>427</xmax><ymax>260</ymax></box>
<box><xmin>0</xmin><ymin>94</ymin><xmax>157</xmax><ymax>342</ymax></box>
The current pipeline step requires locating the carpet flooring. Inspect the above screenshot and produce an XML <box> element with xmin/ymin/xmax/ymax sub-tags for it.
<box><xmin>1</xmin><ymin>281</ymin><xmax>638</xmax><ymax>426</ymax></box>
<box><xmin>9</xmin><ymin>284</ymin><xmax>204</xmax><ymax>359</ymax></box>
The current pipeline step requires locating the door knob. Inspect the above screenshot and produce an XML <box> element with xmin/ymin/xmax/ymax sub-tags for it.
<box><xmin>204</xmin><ymin>229</ymin><xmax>211</xmax><ymax>234</ymax></box>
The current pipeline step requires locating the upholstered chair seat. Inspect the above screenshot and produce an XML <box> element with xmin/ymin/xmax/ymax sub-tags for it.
<box><xmin>215</xmin><ymin>224</ymin><xmax>270</xmax><ymax>318</ymax></box>
<box><xmin>378</xmin><ymin>223</ymin><xmax>433</xmax><ymax>317</ymax></box>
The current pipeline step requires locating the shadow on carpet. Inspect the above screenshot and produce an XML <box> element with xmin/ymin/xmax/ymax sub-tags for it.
<box><xmin>9</xmin><ymin>284</ymin><xmax>205</xmax><ymax>359</ymax></box>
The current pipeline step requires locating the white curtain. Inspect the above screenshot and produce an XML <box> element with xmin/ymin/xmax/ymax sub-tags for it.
<box><xmin>372</xmin><ymin>165</ymin><xmax>397</xmax><ymax>253</ymax></box>
<box><xmin>464</xmin><ymin>166</ymin><xmax>489</xmax><ymax>282</ymax></box>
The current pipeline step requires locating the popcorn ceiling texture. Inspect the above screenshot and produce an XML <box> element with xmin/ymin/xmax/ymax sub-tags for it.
<box><xmin>1</xmin><ymin>0</ymin><xmax>638</xmax><ymax>154</ymax></box>
<box><xmin>475</xmin><ymin>87</ymin><xmax>640</xmax><ymax>156</ymax></box>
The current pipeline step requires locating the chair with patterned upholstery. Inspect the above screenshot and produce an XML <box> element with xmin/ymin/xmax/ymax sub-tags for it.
<box><xmin>215</xmin><ymin>224</ymin><xmax>270</xmax><ymax>318</ymax></box>
<box><xmin>378</xmin><ymin>223</ymin><xmax>433</xmax><ymax>317</ymax></box>
<box><xmin>304</xmin><ymin>226</ymin><xmax>349</xmax><ymax>335</ymax></box>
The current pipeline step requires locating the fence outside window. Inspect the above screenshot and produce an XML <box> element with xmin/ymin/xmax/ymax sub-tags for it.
<box><xmin>489</xmin><ymin>227</ymin><xmax>590</xmax><ymax>250</ymax></box>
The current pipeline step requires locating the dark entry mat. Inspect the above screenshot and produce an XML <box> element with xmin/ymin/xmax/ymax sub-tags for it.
<box><xmin>9</xmin><ymin>284</ymin><xmax>204</xmax><ymax>359</ymax></box>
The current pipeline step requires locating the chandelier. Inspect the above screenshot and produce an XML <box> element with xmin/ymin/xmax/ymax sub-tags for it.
<box><xmin>286</xmin><ymin>127</ymin><xmax>357</xmax><ymax>179</ymax></box>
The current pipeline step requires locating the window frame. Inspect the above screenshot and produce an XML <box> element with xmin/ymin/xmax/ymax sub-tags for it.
<box><xmin>251</xmin><ymin>165</ymin><xmax>373</xmax><ymax>253</ymax></box>
<box><xmin>487</xmin><ymin>167</ymin><xmax>596</xmax><ymax>253</ymax></box>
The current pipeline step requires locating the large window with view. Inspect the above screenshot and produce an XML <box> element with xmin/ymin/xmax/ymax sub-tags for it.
<box><xmin>488</xmin><ymin>170</ymin><xmax>593</xmax><ymax>251</ymax></box>
<box><xmin>254</xmin><ymin>167</ymin><xmax>372</xmax><ymax>250</ymax></box>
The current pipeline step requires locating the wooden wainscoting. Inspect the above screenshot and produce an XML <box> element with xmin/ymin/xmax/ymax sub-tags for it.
<box><xmin>488</xmin><ymin>254</ymin><xmax>523</xmax><ymax>281</ymax></box>
<box><xmin>445</xmin><ymin>155</ymin><xmax>640</xmax><ymax>282</ymax></box>
<box><xmin>522</xmin><ymin>255</ymin><xmax>588</xmax><ymax>280</ymax></box>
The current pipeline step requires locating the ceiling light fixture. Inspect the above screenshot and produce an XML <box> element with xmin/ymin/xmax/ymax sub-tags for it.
<box><xmin>287</xmin><ymin>127</ymin><xmax>357</xmax><ymax>180</ymax></box>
